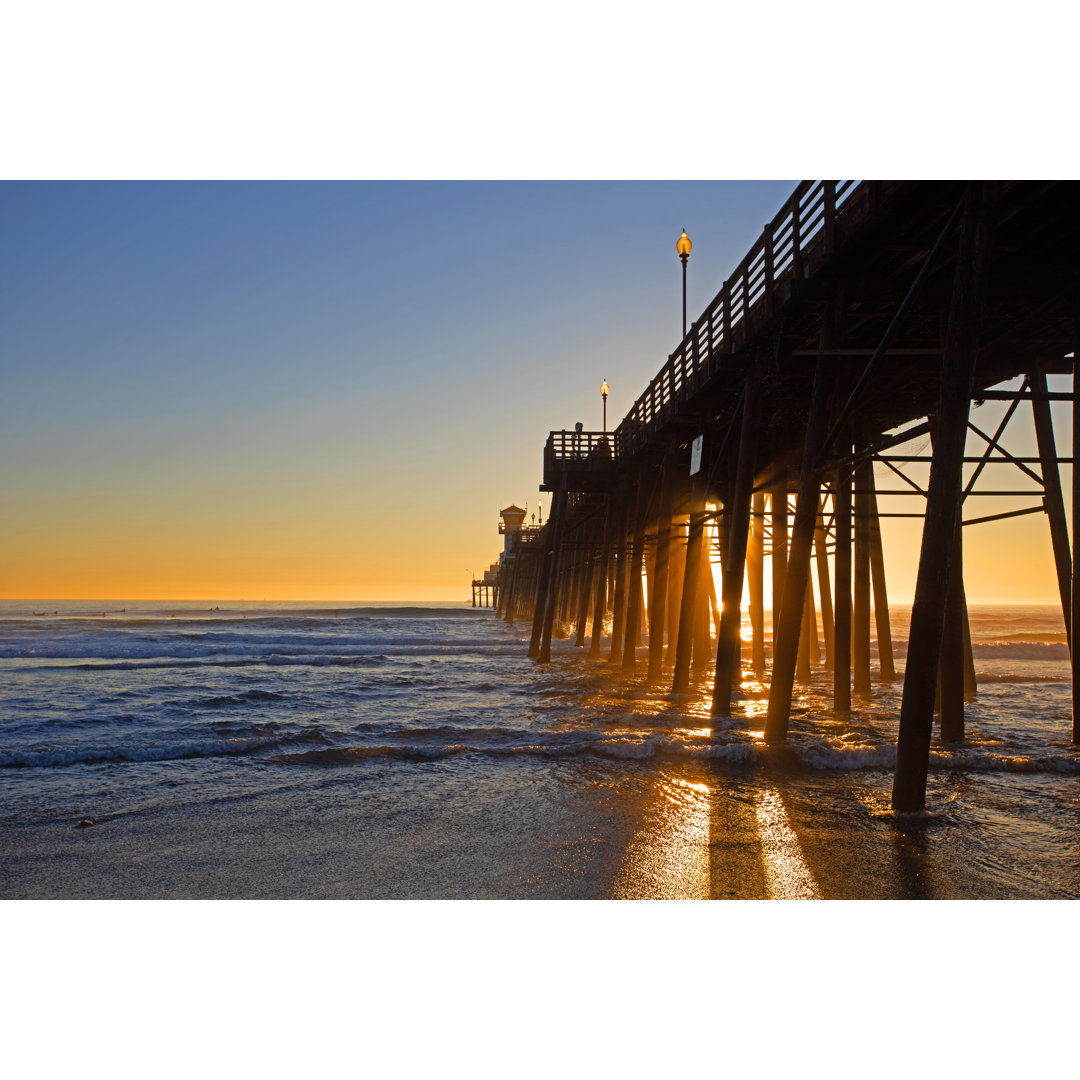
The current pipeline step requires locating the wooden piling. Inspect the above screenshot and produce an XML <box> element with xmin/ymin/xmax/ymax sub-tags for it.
<box><xmin>622</xmin><ymin>473</ymin><xmax>652</xmax><ymax>671</ymax></box>
<box><xmin>867</xmin><ymin>477</ymin><xmax>896</xmax><ymax>680</ymax></box>
<box><xmin>714</xmin><ymin>378</ymin><xmax>757</xmax><ymax>716</ymax></box>
<box><xmin>894</xmin><ymin>182</ymin><xmax>990</xmax><ymax>813</ymax></box>
<box><xmin>588</xmin><ymin>515</ymin><xmax>610</xmax><ymax>658</ymax></box>
<box><xmin>693</xmin><ymin>533</ymin><xmax>711</xmax><ymax>670</ymax></box>
<box><xmin>834</xmin><ymin>462</ymin><xmax>852</xmax><ymax>715</ymax></box>
<box><xmin>1074</xmin><ymin>347</ymin><xmax>1079</xmax><ymax>744</ymax></box>
<box><xmin>940</xmin><ymin>516</ymin><xmax>966</xmax><ymax>741</ymax></box>
<box><xmin>853</xmin><ymin>456</ymin><xmax>872</xmax><ymax>695</ymax></box>
<box><xmin>608</xmin><ymin>496</ymin><xmax>630</xmax><ymax>665</ymax></box>
<box><xmin>765</xmin><ymin>356</ymin><xmax>835</xmax><ymax>741</ymax></box>
<box><xmin>574</xmin><ymin>526</ymin><xmax>596</xmax><ymax>648</ymax></box>
<box><xmin>814</xmin><ymin>495</ymin><xmax>835</xmax><ymax>671</ymax></box>
<box><xmin>770</xmin><ymin>478</ymin><xmax>788</xmax><ymax>641</ymax></box>
<box><xmin>648</xmin><ymin>465</ymin><xmax>675</xmax><ymax>683</ymax></box>
<box><xmin>1030</xmin><ymin>366</ymin><xmax>1073</xmax><ymax>651</ymax></box>
<box><xmin>749</xmin><ymin>491</ymin><xmax>766</xmax><ymax>673</ymax></box>
<box><xmin>673</xmin><ymin>493</ymin><xmax>705</xmax><ymax>694</ymax></box>
<box><xmin>538</xmin><ymin>480</ymin><xmax>569</xmax><ymax>663</ymax></box>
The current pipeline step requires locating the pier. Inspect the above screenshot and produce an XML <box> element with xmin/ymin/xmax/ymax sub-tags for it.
<box><xmin>492</xmin><ymin>180</ymin><xmax>1080</xmax><ymax>813</ymax></box>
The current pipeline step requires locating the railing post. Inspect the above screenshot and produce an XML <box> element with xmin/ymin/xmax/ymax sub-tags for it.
<box><xmin>764</xmin><ymin>227</ymin><xmax>775</xmax><ymax>317</ymax></box>
<box><xmin>823</xmin><ymin>182</ymin><xmax>837</xmax><ymax>256</ymax></box>
<box><xmin>792</xmin><ymin>191</ymin><xmax>803</xmax><ymax>280</ymax></box>
<box><xmin>723</xmin><ymin>280</ymin><xmax>732</xmax><ymax>353</ymax></box>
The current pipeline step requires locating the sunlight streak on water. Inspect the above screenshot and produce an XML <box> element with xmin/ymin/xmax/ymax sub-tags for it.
<box><xmin>755</xmin><ymin>789</ymin><xmax>819</xmax><ymax>899</ymax></box>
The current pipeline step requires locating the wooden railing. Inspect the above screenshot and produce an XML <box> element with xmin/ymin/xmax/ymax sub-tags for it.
<box><xmin>612</xmin><ymin>180</ymin><xmax>864</xmax><ymax>460</ymax></box>
<box><xmin>543</xmin><ymin>430</ymin><xmax>616</xmax><ymax>482</ymax></box>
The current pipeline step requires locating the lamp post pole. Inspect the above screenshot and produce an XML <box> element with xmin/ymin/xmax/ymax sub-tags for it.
<box><xmin>677</xmin><ymin>229</ymin><xmax>692</xmax><ymax>339</ymax></box>
<box><xmin>600</xmin><ymin>379</ymin><xmax>609</xmax><ymax>435</ymax></box>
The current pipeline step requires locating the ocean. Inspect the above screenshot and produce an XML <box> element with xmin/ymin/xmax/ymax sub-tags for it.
<box><xmin>2</xmin><ymin>599</ymin><xmax>1078</xmax><ymax>899</ymax></box>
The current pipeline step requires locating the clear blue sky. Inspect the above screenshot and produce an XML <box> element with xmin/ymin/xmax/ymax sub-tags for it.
<box><xmin>0</xmin><ymin>181</ymin><xmax>795</xmax><ymax>599</ymax></box>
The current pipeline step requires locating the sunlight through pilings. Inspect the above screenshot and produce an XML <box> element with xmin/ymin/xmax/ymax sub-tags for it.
<box><xmin>610</xmin><ymin>772</ymin><xmax>711</xmax><ymax>899</ymax></box>
<box><xmin>754</xmin><ymin>789</ymin><xmax>820</xmax><ymax>899</ymax></box>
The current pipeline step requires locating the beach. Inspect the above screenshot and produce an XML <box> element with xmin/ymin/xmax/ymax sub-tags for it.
<box><xmin>2</xmin><ymin>600</ymin><xmax>1078</xmax><ymax>899</ymax></box>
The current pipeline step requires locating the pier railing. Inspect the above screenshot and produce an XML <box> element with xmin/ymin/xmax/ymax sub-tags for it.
<box><xmin>614</xmin><ymin>180</ymin><xmax>863</xmax><ymax>460</ymax></box>
<box><xmin>543</xmin><ymin>430</ymin><xmax>617</xmax><ymax>489</ymax></box>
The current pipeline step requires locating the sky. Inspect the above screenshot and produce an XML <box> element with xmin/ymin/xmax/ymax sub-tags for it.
<box><xmin>0</xmin><ymin>180</ymin><xmax>1072</xmax><ymax>603</ymax></box>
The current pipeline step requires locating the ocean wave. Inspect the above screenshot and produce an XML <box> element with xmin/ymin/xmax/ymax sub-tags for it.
<box><xmin>20</xmin><ymin>647</ymin><xmax>523</xmax><ymax>672</ymax></box>
<box><xmin>0</xmin><ymin>726</ymin><xmax>330</xmax><ymax>769</ymax></box>
<box><xmin>976</xmin><ymin>672</ymin><xmax>1068</xmax><ymax>683</ymax></box>
<box><xmin>0</xmin><ymin>634</ymin><xmax>514</xmax><ymax>662</ymax></box>
<box><xmin>970</xmin><ymin>642</ymin><xmax>1069</xmax><ymax>659</ymax></box>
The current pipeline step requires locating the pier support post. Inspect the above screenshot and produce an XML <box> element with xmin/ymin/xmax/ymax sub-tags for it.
<box><xmin>693</xmin><ymin>532</ymin><xmax>711</xmax><ymax>669</ymax></box>
<box><xmin>853</xmin><ymin>455</ymin><xmax>873</xmax><ymax>695</ymax></box>
<box><xmin>574</xmin><ymin>524</ymin><xmax>596</xmax><ymax>647</ymax></box>
<box><xmin>834</xmin><ymin>462</ymin><xmax>852</xmax><ymax>714</ymax></box>
<box><xmin>588</xmin><ymin>510</ymin><xmax>610</xmax><ymax>658</ymax></box>
<box><xmin>798</xmin><ymin>576</ymin><xmax>816</xmax><ymax>679</ymax></box>
<box><xmin>673</xmin><ymin>487</ymin><xmax>705</xmax><ymax>693</ymax></box>
<box><xmin>894</xmin><ymin>181</ymin><xmax>990</xmax><ymax>813</ymax></box>
<box><xmin>749</xmin><ymin>491</ymin><xmax>766</xmax><ymax>673</ymax></box>
<box><xmin>940</xmin><ymin>515</ymin><xmax>966</xmax><ymax>741</ymax></box>
<box><xmin>538</xmin><ymin>479</ymin><xmax>569</xmax><ymax>663</ymax></box>
<box><xmin>623</xmin><ymin>471</ymin><xmax>653</xmax><ymax>671</ymax></box>
<box><xmin>815</xmin><ymin>495</ymin><xmax>835</xmax><ymax>671</ymax></box>
<box><xmin>608</xmin><ymin>495</ymin><xmax>631</xmax><ymax>665</ymax></box>
<box><xmin>867</xmin><ymin>476</ymin><xmax>896</xmax><ymax>680</ymax></box>
<box><xmin>527</xmin><ymin>526</ymin><xmax>554</xmax><ymax>658</ymax></box>
<box><xmin>1031</xmin><ymin>366</ymin><xmax>1073</xmax><ymax>652</ymax></box>
<box><xmin>669</xmin><ymin>514</ymin><xmax>689</xmax><ymax>663</ymax></box>
<box><xmin>765</xmin><ymin>355</ymin><xmax>836</xmax><ymax>741</ymax></box>
<box><xmin>713</xmin><ymin>377</ymin><xmax>757</xmax><ymax>716</ymax></box>
<box><xmin>648</xmin><ymin>462</ymin><xmax>676</xmax><ymax>682</ymax></box>
<box><xmin>1074</xmin><ymin>344</ymin><xmax>1079</xmax><ymax>743</ymax></box>
<box><xmin>770</xmin><ymin>477</ymin><xmax>789</xmax><ymax>642</ymax></box>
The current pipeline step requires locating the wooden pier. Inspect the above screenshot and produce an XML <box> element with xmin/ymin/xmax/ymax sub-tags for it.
<box><xmin>492</xmin><ymin>181</ymin><xmax>1079</xmax><ymax>813</ymax></box>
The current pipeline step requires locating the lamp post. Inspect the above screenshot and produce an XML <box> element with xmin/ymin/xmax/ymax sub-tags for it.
<box><xmin>677</xmin><ymin>228</ymin><xmax>692</xmax><ymax>339</ymax></box>
<box><xmin>600</xmin><ymin>378</ymin><xmax>610</xmax><ymax>434</ymax></box>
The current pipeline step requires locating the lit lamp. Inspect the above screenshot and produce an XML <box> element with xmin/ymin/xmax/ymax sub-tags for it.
<box><xmin>677</xmin><ymin>228</ymin><xmax>692</xmax><ymax>339</ymax></box>
<box><xmin>600</xmin><ymin>378</ymin><xmax>610</xmax><ymax>434</ymax></box>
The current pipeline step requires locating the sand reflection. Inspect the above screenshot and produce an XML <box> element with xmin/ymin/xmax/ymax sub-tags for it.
<box><xmin>754</xmin><ymin>788</ymin><xmax>820</xmax><ymax>899</ymax></box>
<box><xmin>610</xmin><ymin>773</ymin><xmax>711</xmax><ymax>899</ymax></box>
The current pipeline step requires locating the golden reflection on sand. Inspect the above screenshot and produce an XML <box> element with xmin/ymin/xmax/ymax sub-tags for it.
<box><xmin>755</xmin><ymin>789</ymin><xmax>820</xmax><ymax>899</ymax></box>
<box><xmin>610</xmin><ymin>772</ymin><xmax>711</xmax><ymax>899</ymax></box>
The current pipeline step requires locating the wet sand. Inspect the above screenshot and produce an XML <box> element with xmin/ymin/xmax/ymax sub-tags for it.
<box><xmin>4</xmin><ymin>756</ymin><xmax>1071</xmax><ymax>899</ymax></box>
